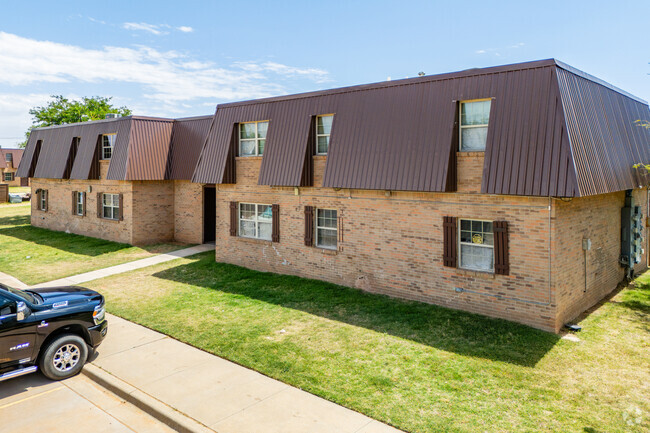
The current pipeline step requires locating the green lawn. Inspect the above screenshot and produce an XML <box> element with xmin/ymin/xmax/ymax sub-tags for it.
<box><xmin>8</xmin><ymin>186</ymin><xmax>30</xmax><ymax>194</ymax></box>
<box><xmin>0</xmin><ymin>204</ymin><xmax>185</xmax><ymax>285</ymax></box>
<box><xmin>86</xmin><ymin>251</ymin><xmax>649</xmax><ymax>433</ymax></box>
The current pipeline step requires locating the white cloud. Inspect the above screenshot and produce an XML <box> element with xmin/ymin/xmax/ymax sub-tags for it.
<box><xmin>475</xmin><ymin>42</ymin><xmax>525</xmax><ymax>56</ymax></box>
<box><xmin>0</xmin><ymin>93</ymin><xmax>50</xmax><ymax>147</ymax></box>
<box><xmin>0</xmin><ymin>32</ymin><xmax>330</xmax><ymax>105</ymax></box>
<box><xmin>177</xmin><ymin>26</ymin><xmax>194</xmax><ymax>33</ymax></box>
<box><xmin>123</xmin><ymin>22</ymin><xmax>168</xmax><ymax>35</ymax></box>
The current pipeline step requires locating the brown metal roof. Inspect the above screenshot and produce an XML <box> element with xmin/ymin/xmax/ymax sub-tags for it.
<box><xmin>193</xmin><ymin>59</ymin><xmax>650</xmax><ymax>197</ymax></box>
<box><xmin>107</xmin><ymin>118</ymin><xmax>174</xmax><ymax>180</ymax></box>
<box><xmin>0</xmin><ymin>148</ymin><xmax>23</xmax><ymax>169</ymax></box>
<box><xmin>165</xmin><ymin>116</ymin><xmax>213</xmax><ymax>180</ymax></box>
<box><xmin>555</xmin><ymin>66</ymin><xmax>650</xmax><ymax>196</ymax></box>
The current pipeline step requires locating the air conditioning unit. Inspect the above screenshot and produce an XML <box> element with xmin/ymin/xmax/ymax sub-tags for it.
<box><xmin>105</xmin><ymin>113</ymin><xmax>120</xmax><ymax>119</ymax></box>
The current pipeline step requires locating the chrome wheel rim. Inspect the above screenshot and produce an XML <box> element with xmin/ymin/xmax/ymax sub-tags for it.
<box><xmin>52</xmin><ymin>344</ymin><xmax>80</xmax><ymax>372</ymax></box>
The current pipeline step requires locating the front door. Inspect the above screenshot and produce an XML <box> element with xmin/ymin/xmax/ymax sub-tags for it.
<box><xmin>203</xmin><ymin>186</ymin><xmax>216</xmax><ymax>243</ymax></box>
<box><xmin>0</xmin><ymin>295</ymin><xmax>36</xmax><ymax>368</ymax></box>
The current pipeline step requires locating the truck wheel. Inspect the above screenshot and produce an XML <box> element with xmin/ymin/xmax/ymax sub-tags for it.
<box><xmin>40</xmin><ymin>335</ymin><xmax>88</xmax><ymax>381</ymax></box>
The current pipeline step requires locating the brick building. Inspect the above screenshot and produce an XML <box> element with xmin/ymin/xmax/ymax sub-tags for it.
<box><xmin>0</xmin><ymin>148</ymin><xmax>28</xmax><ymax>186</ymax></box>
<box><xmin>18</xmin><ymin>59</ymin><xmax>650</xmax><ymax>332</ymax></box>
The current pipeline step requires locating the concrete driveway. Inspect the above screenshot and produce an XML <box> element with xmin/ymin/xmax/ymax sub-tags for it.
<box><xmin>0</xmin><ymin>373</ymin><xmax>175</xmax><ymax>433</ymax></box>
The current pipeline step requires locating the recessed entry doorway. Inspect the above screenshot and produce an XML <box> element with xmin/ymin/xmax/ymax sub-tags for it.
<box><xmin>203</xmin><ymin>186</ymin><xmax>216</xmax><ymax>243</ymax></box>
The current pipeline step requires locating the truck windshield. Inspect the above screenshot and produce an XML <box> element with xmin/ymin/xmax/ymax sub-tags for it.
<box><xmin>0</xmin><ymin>284</ymin><xmax>36</xmax><ymax>304</ymax></box>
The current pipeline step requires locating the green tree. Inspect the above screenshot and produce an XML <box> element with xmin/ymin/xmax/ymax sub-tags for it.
<box><xmin>19</xmin><ymin>95</ymin><xmax>131</xmax><ymax>147</ymax></box>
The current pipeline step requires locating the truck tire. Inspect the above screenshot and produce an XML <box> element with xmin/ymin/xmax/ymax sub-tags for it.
<box><xmin>39</xmin><ymin>335</ymin><xmax>88</xmax><ymax>381</ymax></box>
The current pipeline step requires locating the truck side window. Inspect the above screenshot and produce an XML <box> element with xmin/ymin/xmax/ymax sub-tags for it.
<box><xmin>0</xmin><ymin>296</ymin><xmax>14</xmax><ymax>317</ymax></box>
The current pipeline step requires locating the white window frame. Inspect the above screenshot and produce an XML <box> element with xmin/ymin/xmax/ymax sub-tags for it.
<box><xmin>102</xmin><ymin>134</ymin><xmax>116</xmax><ymax>160</ymax></box>
<box><xmin>459</xmin><ymin>99</ymin><xmax>491</xmax><ymax>152</ymax></box>
<box><xmin>5</xmin><ymin>153</ymin><xmax>12</xmax><ymax>164</ymax></box>
<box><xmin>76</xmin><ymin>192</ymin><xmax>84</xmax><ymax>216</ymax></box>
<box><xmin>238</xmin><ymin>121</ymin><xmax>268</xmax><ymax>157</ymax></box>
<box><xmin>315</xmin><ymin>114</ymin><xmax>334</xmax><ymax>155</ymax></box>
<box><xmin>238</xmin><ymin>203</ymin><xmax>272</xmax><ymax>240</ymax></box>
<box><xmin>4</xmin><ymin>172</ymin><xmax>13</xmax><ymax>182</ymax></box>
<box><xmin>102</xmin><ymin>193</ymin><xmax>119</xmax><ymax>220</ymax></box>
<box><xmin>39</xmin><ymin>190</ymin><xmax>47</xmax><ymax>211</ymax></box>
<box><xmin>315</xmin><ymin>208</ymin><xmax>338</xmax><ymax>250</ymax></box>
<box><xmin>458</xmin><ymin>218</ymin><xmax>494</xmax><ymax>273</ymax></box>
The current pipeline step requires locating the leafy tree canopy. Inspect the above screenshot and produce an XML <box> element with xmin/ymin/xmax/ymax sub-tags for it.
<box><xmin>19</xmin><ymin>95</ymin><xmax>131</xmax><ymax>147</ymax></box>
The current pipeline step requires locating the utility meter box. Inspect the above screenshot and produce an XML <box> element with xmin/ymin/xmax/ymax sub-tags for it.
<box><xmin>621</xmin><ymin>191</ymin><xmax>644</xmax><ymax>269</ymax></box>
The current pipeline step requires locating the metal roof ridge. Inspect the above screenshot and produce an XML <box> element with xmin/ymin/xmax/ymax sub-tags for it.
<box><xmin>29</xmin><ymin>116</ymin><xmax>134</xmax><ymax>131</ymax></box>
<box><xmin>216</xmin><ymin>59</ymin><xmax>558</xmax><ymax>109</ymax></box>
<box><xmin>554</xmin><ymin>59</ymin><xmax>648</xmax><ymax>105</ymax></box>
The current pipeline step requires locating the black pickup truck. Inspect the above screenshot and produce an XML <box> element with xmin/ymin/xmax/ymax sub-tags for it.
<box><xmin>0</xmin><ymin>283</ymin><xmax>107</xmax><ymax>382</ymax></box>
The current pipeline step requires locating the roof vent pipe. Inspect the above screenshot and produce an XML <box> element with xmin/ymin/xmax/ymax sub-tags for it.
<box><xmin>105</xmin><ymin>113</ymin><xmax>121</xmax><ymax>119</ymax></box>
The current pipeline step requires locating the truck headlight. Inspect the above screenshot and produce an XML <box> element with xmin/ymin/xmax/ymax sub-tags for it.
<box><xmin>93</xmin><ymin>304</ymin><xmax>106</xmax><ymax>325</ymax></box>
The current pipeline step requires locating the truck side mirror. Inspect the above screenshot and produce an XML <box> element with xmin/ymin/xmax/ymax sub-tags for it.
<box><xmin>16</xmin><ymin>302</ymin><xmax>30</xmax><ymax>321</ymax></box>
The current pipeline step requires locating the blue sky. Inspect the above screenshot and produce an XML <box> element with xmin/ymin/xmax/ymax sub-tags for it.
<box><xmin>0</xmin><ymin>0</ymin><xmax>648</xmax><ymax>147</ymax></box>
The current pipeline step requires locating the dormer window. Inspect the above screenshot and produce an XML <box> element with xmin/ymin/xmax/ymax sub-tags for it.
<box><xmin>316</xmin><ymin>115</ymin><xmax>334</xmax><ymax>155</ymax></box>
<box><xmin>459</xmin><ymin>100</ymin><xmax>491</xmax><ymax>151</ymax></box>
<box><xmin>5</xmin><ymin>153</ymin><xmax>13</xmax><ymax>164</ymax></box>
<box><xmin>102</xmin><ymin>134</ymin><xmax>116</xmax><ymax>160</ymax></box>
<box><xmin>239</xmin><ymin>121</ymin><xmax>268</xmax><ymax>156</ymax></box>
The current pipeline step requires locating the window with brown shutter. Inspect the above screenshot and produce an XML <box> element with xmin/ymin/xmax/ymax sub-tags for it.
<box><xmin>43</xmin><ymin>190</ymin><xmax>48</xmax><ymax>212</ymax></box>
<box><xmin>443</xmin><ymin>216</ymin><xmax>457</xmax><ymax>267</ymax></box>
<box><xmin>229</xmin><ymin>201</ymin><xmax>238</xmax><ymax>236</ymax></box>
<box><xmin>494</xmin><ymin>221</ymin><xmax>510</xmax><ymax>275</ymax></box>
<box><xmin>97</xmin><ymin>192</ymin><xmax>102</xmax><ymax>218</ymax></box>
<box><xmin>304</xmin><ymin>206</ymin><xmax>314</xmax><ymax>246</ymax></box>
<box><xmin>271</xmin><ymin>204</ymin><xmax>280</xmax><ymax>242</ymax></box>
<box><xmin>82</xmin><ymin>192</ymin><xmax>86</xmax><ymax>216</ymax></box>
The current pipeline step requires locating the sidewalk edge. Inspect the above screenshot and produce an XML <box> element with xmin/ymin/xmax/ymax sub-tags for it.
<box><xmin>82</xmin><ymin>363</ymin><xmax>215</xmax><ymax>433</ymax></box>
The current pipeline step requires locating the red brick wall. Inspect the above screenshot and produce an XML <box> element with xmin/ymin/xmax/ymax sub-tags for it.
<box><xmin>174</xmin><ymin>180</ymin><xmax>204</xmax><ymax>244</ymax></box>
<box><xmin>214</xmin><ymin>157</ymin><xmax>558</xmax><ymax>331</ymax></box>
<box><xmin>553</xmin><ymin>189</ymin><xmax>648</xmax><ymax>329</ymax></box>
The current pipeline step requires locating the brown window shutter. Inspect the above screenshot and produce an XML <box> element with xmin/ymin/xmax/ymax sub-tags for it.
<box><xmin>97</xmin><ymin>192</ymin><xmax>102</xmax><ymax>218</ymax></box>
<box><xmin>304</xmin><ymin>206</ymin><xmax>314</xmax><ymax>246</ymax></box>
<box><xmin>443</xmin><ymin>216</ymin><xmax>457</xmax><ymax>267</ymax></box>
<box><xmin>72</xmin><ymin>191</ymin><xmax>76</xmax><ymax>215</ymax></box>
<box><xmin>272</xmin><ymin>204</ymin><xmax>280</xmax><ymax>242</ymax></box>
<box><xmin>44</xmin><ymin>190</ymin><xmax>48</xmax><ymax>212</ymax></box>
<box><xmin>229</xmin><ymin>201</ymin><xmax>238</xmax><ymax>236</ymax></box>
<box><xmin>118</xmin><ymin>193</ymin><xmax>124</xmax><ymax>221</ymax></box>
<box><xmin>82</xmin><ymin>192</ymin><xmax>86</xmax><ymax>216</ymax></box>
<box><xmin>494</xmin><ymin>221</ymin><xmax>510</xmax><ymax>275</ymax></box>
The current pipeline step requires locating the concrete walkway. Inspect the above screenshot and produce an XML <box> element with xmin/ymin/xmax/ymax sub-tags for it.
<box><xmin>93</xmin><ymin>314</ymin><xmax>401</xmax><ymax>433</ymax></box>
<box><xmin>32</xmin><ymin>243</ymin><xmax>214</xmax><ymax>288</ymax></box>
<box><xmin>0</xmin><ymin>271</ymin><xmax>29</xmax><ymax>290</ymax></box>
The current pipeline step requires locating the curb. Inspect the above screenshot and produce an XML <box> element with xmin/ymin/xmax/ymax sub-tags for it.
<box><xmin>82</xmin><ymin>364</ymin><xmax>215</xmax><ymax>433</ymax></box>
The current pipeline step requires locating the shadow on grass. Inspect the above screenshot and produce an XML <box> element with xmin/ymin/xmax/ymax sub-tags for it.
<box><xmin>152</xmin><ymin>252</ymin><xmax>561</xmax><ymax>367</ymax></box>
<box><xmin>0</xmin><ymin>213</ymin><xmax>30</xmax><ymax>228</ymax></box>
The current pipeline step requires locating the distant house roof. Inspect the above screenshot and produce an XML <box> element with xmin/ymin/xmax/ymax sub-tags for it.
<box><xmin>192</xmin><ymin>58</ymin><xmax>650</xmax><ymax>197</ymax></box>
<box><xmin>17</xmin><ymin>116</ymin><xmax>210</xmax><ymax>181</ymax></box>
<box><xmin>0</xmin><ymin>148</ymin><xmax>23</xmax><ymax>169</ymax></box>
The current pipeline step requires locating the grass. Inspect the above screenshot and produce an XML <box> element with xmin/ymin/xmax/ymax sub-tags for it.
<box><xmin>8</xmin><ymin>186</ymin><xmax>30</xmax><ymax>194</ymax></box>
<box><xmin>0</xmin><ymin>204</ymin><xmax>185</xmax><ymax>285</ymax></box>
<box><xmin>85</xmin><ymin>251</ymin><xmax>650</xmax><ymax>433</ymax></box>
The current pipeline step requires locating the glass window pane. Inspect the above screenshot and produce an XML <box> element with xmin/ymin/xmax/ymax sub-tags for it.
<box><xmin>460</xmin><ymin>230</ymin><xmax>471</xmax><ymax>243</ymax></box>
<box><xmin>483</xmin><ymin>221</ymin><xmax>493</xmax><ymax>233</ymax></box>
<box><xmin>471</xmin><ymin>220</ymin><xmax>482</xmax><ymax>232</ymax></box>
<box><xmin>240</xmin><ymin>220</ymin><xmax>256</xmax><ymax>237</ymax></box>
<box><xmin>257</xmin><ymin>205</ymin><xmax>272</xmax><ymax>222</ymax></box>
<box><xmin>460</xmin><ymin>219</ymin><xmax>470</xmax><ymax>230</ymax></box>
<box><xmin>240</xmin><ymin>123</ymin><xmax>256</xmax><ymax>139</ymax></box>
<box><xmin>257</xmin><ymin>121</ymin><xmax>268</xmax><ymax>138</ymax></box>
<box><xmin>461</xmin><ymin>244</ymin><xmax>493</xmax><ymax>271</ymax></box>
<box><xmin>461</xmin><ymin>100</ymin><xmax>491</xmax><ymax>126</ymax></box>
<box><xmin>483</xmin><ymin>233</ymin><xmax>494</xmax><ymax>246</ymax></box>
<box><xmin>240</xmin><ymin>139</ymin><xmax>256</xmax><ymax>156</ymax></box>
<box><xmin>317</xmin><ymin>136</ymin><xmax>329</xmax><ymax>154</ymax></box>
<box><xmin>317</xmin><ymin>228</ymin><xmax>337</xmax><ymax>248</ymax></box>
<box><xmin>258</xmin><ymin>222</ymin><xmax>272</xmax><ymax>240</ymax></box>
<box><xmin>317</xmin><ymin>115</ymin><xmax>333</xmax><ymax>135</ymax></box>
<box><xmin>461</xmin><ymin>127</ymin><xmax>488</xmax><ymax>151</ymax></box>
<box><xmin>258</xmin><ymin>139</ymin><xmax>265</xmax><ymax>155</ymax></box>
<box><xmin>317</xmin><ymin>209</ymin><xmax>337</xmax><ymax>228</ymax></box>
<box><xmin>240</xmin><ymin>204</ymin><xmax>255</xmax><ymax>220</ymax></box>
<box><xmin>103</xmin><ymin>207</ymin><xmax>111</xmax><ymax>219</ymax></box>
